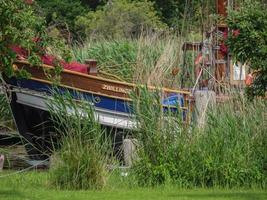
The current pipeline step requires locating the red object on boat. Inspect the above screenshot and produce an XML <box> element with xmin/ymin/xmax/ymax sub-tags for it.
<box><xmin>10</xmin><ymin>45</ymin><xmax>28</xmax><ymax>58</ymax></box>
<box><xmin>41</xmin><ymin>55</ymin><xmax>88</xmax><ymax>74</ymax></box>
<box><xmin>245</xmin><ymin>73</ymin><xmax>254</xmax><ymax>86</ymax></box>
<box><xmin>41</xmin><ymin>54</ymin><xmax>56</xmax><ymax>66</ymax></box>
<box><xmin>65</xmin><ymin>61</ymin><xmax>88</xmax><ymax>74</ymax></box>
<box><xmin>11</xmin><ymin>45</ymin><xmax>88</xmax><ymax>74</ymax></box>
<box><xmin>223</xmin><ymin>29</ymin><xmax>228</xmax><ymax>40</ymax></box>
<box><xmin>194</xmin><ymin>53</ymin><xmax>203</xmax><ymax>65</ymax></box>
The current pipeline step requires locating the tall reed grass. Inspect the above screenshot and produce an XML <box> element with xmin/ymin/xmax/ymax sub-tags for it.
<box><xmin>0</xmin><ymin>93</ymin><xmax>13</xmax><ymax>131</ymax></box>
<box><xmin>131</xmin><ymin>89</ymin><xmax>267</xmax><ymax>188</ymax></box>
<box><xmin>48</xmin><ymin>91</ymin><xmax>110</xmax><ymax>190</ymax></box>
<box><xmin>131</xmin><ymin>87</ymin><xmax>186</xmax><ymax>186</ymax></box>
<box><xmin>71</xmin><ymin>34</ymin><xmax>191</xmax><ymax>88</ymax></box>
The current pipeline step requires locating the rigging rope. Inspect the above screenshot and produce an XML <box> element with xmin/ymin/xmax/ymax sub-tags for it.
<box><xmin>0</xmin><ymin>157</ymin><xmax>49</xmax><ymax>178</ymax></box>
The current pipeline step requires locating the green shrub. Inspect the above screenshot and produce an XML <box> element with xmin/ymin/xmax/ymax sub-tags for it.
<box><xmin>75</xmin><ymin>0</ymin><xmax>166</xmax><ymax>39</ymax></box>
<box><xmin>175</xmin><ymin>98</ymin><xmax>267</xmax><ymax>188</ymax></box>
<box><xmin>48</xmin><ymin>92</ymin><xmax>110</xmax><ymax>190</ymax></box>
<box><xmin>0</xmin><ymin>0</ymin><xmax>48</xmax><ymax>77</ymax></box>
<box><xmin>151</xmin><ymin>0</ymin><xmax>203</xmax><ymax>29</ymax></box>
<box><xmin>0</xmin><ymin>0</ymin><xmax>70</xmax><ymax>77</ymax></box>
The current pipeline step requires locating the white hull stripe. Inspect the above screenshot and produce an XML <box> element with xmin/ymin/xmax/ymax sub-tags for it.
<box><xmin>15</xmin><ymin>92</ymin><xmax>136</xmax><ymax>130</ymax></box>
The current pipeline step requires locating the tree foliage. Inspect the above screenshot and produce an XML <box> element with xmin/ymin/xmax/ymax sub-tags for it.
<box><xmin>80</xmin><ymin>0</ymin><xmax>107</xmax><ymax>10</ymax></box>
<box><xmin>37</xmin><ymin>0</ymin><xmax>88</xmax><ymax>40</ymax></box>
<box><xmin>227</xmin><ymin>1</ymin><xmax>267</xmax><ymax>97</ymax></box>
<box><xmin>75</xmin><ymin>0</ymin><xmax>166</xmax><ymax>38</ymax></box>
<box><xmin>35</xmin><ymin>0</ymin><xmax>217</xmax><ymax>39</ymax></box>
<box><xmin>150</xmin><ymin>0</ymin><xmax>194</xmax><ymax>28</ymax></box>
<box><xmin>0</xmin><ymin>0</ymin><xmax>70</xmax><ymax>79</ymax></box>
<box><xmin>0</xmin><ymin>0</ymin><xmax>48</xmax><ymax>77</ymax></box>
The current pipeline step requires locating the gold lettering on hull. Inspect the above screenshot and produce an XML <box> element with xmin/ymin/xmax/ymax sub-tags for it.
<box><xmin>102</xmin><ymin>84</ymin><xmax>131</xmax><ymax>94</ymax></box>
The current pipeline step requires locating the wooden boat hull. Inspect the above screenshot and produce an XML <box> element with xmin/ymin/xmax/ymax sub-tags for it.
<box><xmin>2</xmin><ymin>61</ymin><xmax>192</xmax><ymax>160</ymax></box>
<box><xmin>8</xmin><ymin>61</ymin><xmax>192</xmax><ymax>123</ymax></box>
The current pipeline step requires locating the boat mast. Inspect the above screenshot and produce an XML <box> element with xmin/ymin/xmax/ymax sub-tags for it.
<box><xmin>216</xmin><ymin>0</ymin><xmax>228</xmax><ymax>17</ymax></box>
<box><xmin>213</xmin><ymin>0</ymin><xmax>235</xmax><ymax>93</ymax></box>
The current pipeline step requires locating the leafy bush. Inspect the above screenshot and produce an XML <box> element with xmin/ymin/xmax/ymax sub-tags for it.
<box><xmin>75</xmin><ymin>0</ymin><xmax>166</xmax><ymax>39</ymax></box>
<box><xmin>227</xmin><ymin>0</ymin><xmax>267</xmax><ymax>98</ymax></box>
<box><xmin>172</xmin><ymin>97</ymin><xmax>267</xmax><ymax>188</ymax></box>
<box><xmin>0</xmin><ymin>0</ymin><xmax>69</xmax><ymax>78</ymax></box>
<box><xmin>48</xmin><ymin>92</ymin><xmax>110</xmax><ymax>190</ymax></box>
<box><xmin>188</xmin><ymin>98</ymin><xmax>267</xmax><ymax>188</ymax></box>
<box><xmin>151</xmin><ymin>0</ymin><xmax>203</xmax><ymax>29</ymax></box>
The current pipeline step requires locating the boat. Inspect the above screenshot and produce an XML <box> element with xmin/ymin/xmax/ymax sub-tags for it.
<box><xmin>1</xmin><ymin>0</ymin><xmax>245</xmax><ymax>160</ymax></box>
<box><xmin>8</xmin><ymin>60</ymin><xmax>192</xmax><ymax>127</ymax></box>
<box><xmin>2</xmin><ymin>60</ymin><xmax>192</xmax><ymax>160</ymax></box>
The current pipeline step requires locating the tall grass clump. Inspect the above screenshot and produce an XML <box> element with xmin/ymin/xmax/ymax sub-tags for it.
<box><xmin>72</xmin><ymin>39</ymin><xmax>137</xmax><ymax>82</ymax></box>
<box><xmin>189</xmin><ymin>97</ymin><xmax>267</xmax><ymax>188</ymax></box>
<box><xmin>131</xmin><ymin>87</ymin><xmax>186</xmax><ymax>186</ymax></box>
<box><xmin>48</xmin><ymin>91</ymin><xmax>110</xmax><ymax>190</ymax></box>
<box><xmin>134</xmin><ymin>34</ymin><xmax>181</xmax><ymax>87</ymax></box>
<box><xmin>131</xmin><ymin>89</ymin><xmax>267</xmax><ymax>188</ymax></box>
<box><xmin>71</xmin><ymin>34</ymin><xmax>185</xmax><ymax>87</ymax></box>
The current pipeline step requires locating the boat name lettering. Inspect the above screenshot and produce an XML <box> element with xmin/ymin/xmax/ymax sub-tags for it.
<box><xmin>102</xmin><ymin>84</ymin><xmax>130</xmax><ymax>94</ymax></box>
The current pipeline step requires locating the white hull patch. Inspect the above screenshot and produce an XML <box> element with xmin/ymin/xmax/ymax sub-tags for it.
<box><xmin>15</xmin><ymin>91</ymin><xmax>136</xmax><ymax>130</ymax></box>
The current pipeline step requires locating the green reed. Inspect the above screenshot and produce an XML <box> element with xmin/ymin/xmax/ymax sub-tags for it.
<box><xmin>47</xmin><ymin>91</ymin><xmax>111</xmax><ymax>190</ymax></box>
<box><xmin>131</xmin><ymin>88</ymin><xmax>267</xmax><ymax>188</ymax></box>
<box><xmin>71</xmin><ymin>34</ymin><xmax>185</xmax><ymax>88</ymax></box>
<box><xmin>0</xmin><ymin>93</ymin><xmax>14</xmax><ymax>131</ymax></box>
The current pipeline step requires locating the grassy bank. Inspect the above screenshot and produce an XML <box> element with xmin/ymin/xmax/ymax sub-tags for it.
<box><xmin>0</xmin><ymin>171</ymin><xmax>266</xmax><ymax>200</ymax></box>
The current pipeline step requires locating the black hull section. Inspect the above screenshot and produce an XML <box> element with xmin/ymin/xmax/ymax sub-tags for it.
<box><xmin>7</xmin><ymin>91</ymin><xmax>129</xmax><ymax>162</ymax></box>
<box><xmin>9</xmin><ymin>92</ymin><xmax>57</xmax><ymax>160</ymax></box>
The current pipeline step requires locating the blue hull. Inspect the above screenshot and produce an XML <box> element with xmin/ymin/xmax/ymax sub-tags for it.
<box><xmin>9</xmin><ymin>78</ymin><xmax>132</xmax><ymax>114</ymax></box>
<box><xmin>6</xmin><ymin>77</ymin><xmax>187</xmax><ymax>129</ymax></box>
